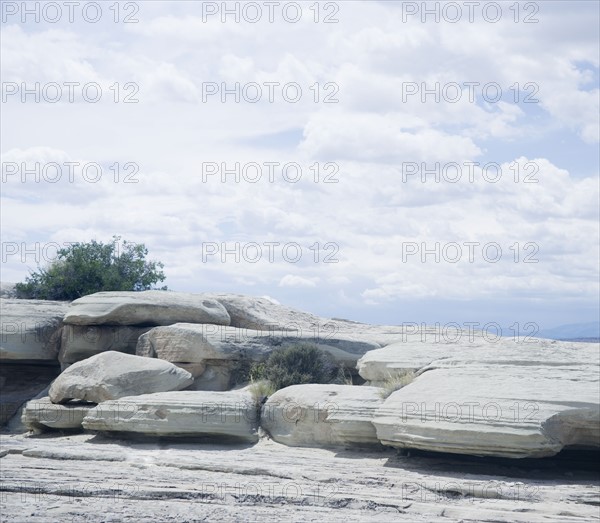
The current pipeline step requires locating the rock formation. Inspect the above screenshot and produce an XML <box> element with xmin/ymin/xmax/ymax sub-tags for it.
<box><xmin>22</xmin><ymin>396</ymin><xmax>94</xmax><ymax>432</ymax></box>
<box><xmin>48</xmin><ymin>351</ymin><xmax>194</xmax><ymax>404</ymax></box>
<box><xmin>82</xmin><ymin>390</ymin><xmax>259</xmax><ymax>442</ymax></box>
<box><xmin>0</xmin><ymin>297</ymin><xmax>68</xmax><ymax>423</ymax></box>
<box><xmin>136</xmin><ymin>323</ymin><xmax>380</xmax><ymax>390</ymax></box>
<box><xmin>63</xmin><ymin>290</ymin><xmax>231</xmax><ymax>326</ymax></box>
<box><xmin>261</xmin><ymin>384</ymin><xmax>384</xmax><ymax>447</ymax></box>
<box><xmin>367</xmin><ymin>338</ymin><xmax>600</xmax><ymax>458</ymax></box>
<box><xmin>1</xmin><ymin>286</ymin><xmax>598</xmax><ymax>463</ymax></box>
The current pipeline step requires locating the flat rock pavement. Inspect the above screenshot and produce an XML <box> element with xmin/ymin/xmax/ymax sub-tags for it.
<box><xmin>1</xmin><ymin>433</ymin><xmax>598</xmax><ymax>522</ymax></box>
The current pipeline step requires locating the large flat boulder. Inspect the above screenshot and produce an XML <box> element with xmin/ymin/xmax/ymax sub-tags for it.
<box><xmin>63</xmin><ymin>290</ymin><xmax>411</xmax><ymax>345</ymax></box>
<box><xmin>137</xmin><ymin>323</ymin><xmax>380</xmax><ymax>390</ymax></box>
<box><xmin>369</xmin><ymin>338</ymin><xmax>600</xmax><ymax>458</ymax></box>
<box><xmin>203</xmin><ymin>293</ymin><xmax>324</xmax><ymax>331</ymax></box>
<box><xmin>0</xmin><ymin>298</ymin><xmax>68</xmax><ymax>362</ymax></box>
<box><xmin>82</xmin><ymin>390</ymin><xmax>258</xmax><ymax>442</ymax></box>
<box><xmin>48</xmin><ymin>351</ymin><xmax>194</xmax><ymax>404</ymax></box>
<box><xmin>261</xmin><ymin>384</ymin><xmax>384</xmax><ymax>448</ymax></box>
<box><xmin>358</xmin><ymin>335</ymin><xmax>600</xmax><ymax>383</ymax></box>
<box><xmin>358</xmin><ymin>339</ymin><xmax>467</xmax><ymax>385</ymax></box>
<box><xmin>137</xmin><ymin>323</ymin><xmax>380</xmax><ymax>365</ymax></box>
<box><xmin>59</xmin><ymin>324</ymin><xmax>152</xmax><ymax>366</ymax></box>
<box><xmin>22</xmin><ymin>396</ymin><xmax>94</xmax><ymax>432</ymax></box>
<box><xmin>63</xmin><ymin>291</ymin><xmax>231</xmax><ymax>326</ymax></box>
<box><xmin>205</xmin><ymin>293</ymin><xmax>412</xmax><ymax>347</ymax></box>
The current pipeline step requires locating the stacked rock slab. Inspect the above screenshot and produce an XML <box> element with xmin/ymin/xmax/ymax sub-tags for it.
<box><xmin>59</xmin><ymin>324</ymin><xmax>152</xmax><ymax>366</ymax></box>
<box><xmin>83</xmin><ymin>390</ymin><xmax>258</xmax><ymax>442</ymax></box>
<box><xmin>0</xmin><ymin>298</ymin><xmax>68</xmax><ymax>362</ymax></box>
<box><xmin>202</xmin><ymin>293</ymin><xmax>323</xmax><ymax>331</ymax></box>
<box><xmin>63</xmin><ymin>291</ymin><xmax>231</xmax><ymax>326</ymax></box>
<box><xmin>261</xmin><ymin>384</ymin><xmax>384</xmax><ymax>448</ymax></box>
<box><xmin>22</xmin><ymin>396</ymin><xmax>94</xmax><ymax>432</ymax></box>
<box><xmin>136</xmin><ymin>323</ymin><xmax>381</xmax><ymax>390</ymax></box>
<box><xmin>49</xmin><ymin>351</ymin><xmax>194</xmax><ymax>404</ymax></box>
<box><xmin>59</xmin><ymin>291</ymin><xmax>231</xmax><ymax>365</ymax></box>
<box><xmin>0</xmin><ymin>297</ymin><xmax>69</xmax><ymax>424</ymax></box>
<box><xmin>203</xmin><ymin>293</ymin><xmax>411</xmax><ymax>346</ymax></box>
<box><xmin>366</xmin><ymin>337</ymin><xmax>600</xmax><ymax>458</ymax></box>
<box><xmin>59</xmin><ymin>290</ymin><xmax>413</xmax><ymax>366</ymax></box>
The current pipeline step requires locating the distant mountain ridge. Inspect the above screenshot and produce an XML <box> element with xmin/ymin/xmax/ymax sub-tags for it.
<box><xmin>537</xmin><ymin>321</ymin><xmax>600</xmax><ymax>342</ymax></box>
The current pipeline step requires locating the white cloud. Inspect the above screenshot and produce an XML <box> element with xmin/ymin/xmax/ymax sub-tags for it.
<box><xmin>278</xmin><ymin>275</ymin><xmax>319</xmax><ymax>288</ymax></box>
<box><xmin>1</xmin><ymin>2</ymin><xmax>598</xmax><ymax>325</ymax></box>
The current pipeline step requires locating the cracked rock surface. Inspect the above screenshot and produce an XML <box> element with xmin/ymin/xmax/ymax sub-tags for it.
<box><xmin>1</xmin><ymin>433</ymin><xmax>598</xmax><ymax>522</ymax></box>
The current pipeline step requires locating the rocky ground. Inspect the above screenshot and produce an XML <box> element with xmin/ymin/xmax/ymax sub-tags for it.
<box><xmin>2</xmin><ymin>289</ymin><xmax>599</xmax><ymax>521</ymax></box>
<box><xmin>1</xmin><ymin>432</ymin><xmax>598</xmax><ymax>523</ymax></box>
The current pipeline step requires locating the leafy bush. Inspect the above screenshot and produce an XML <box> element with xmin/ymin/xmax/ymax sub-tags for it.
<box><xmin>250</xmin><ymin>343</ymin><xmax>346</xmax><ymax>391</ymax></box>
<box><xmin>229</xmin><ymin>356</ymin><xmax>255</xmax><ymax>388</ymax></box>
<box><xmin>15</xmin><ymin>236</ymin><xmax>167</xmax><ymax>300</ymax></box>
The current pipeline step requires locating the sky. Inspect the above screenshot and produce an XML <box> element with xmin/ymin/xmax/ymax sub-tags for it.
<box><xmin>1</xmin><ymin>0</ymin><xmax>599</xmax><ymax>332</ymax></box>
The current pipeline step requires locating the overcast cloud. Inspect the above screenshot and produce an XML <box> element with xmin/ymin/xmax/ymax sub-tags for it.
<box><xmin>1</xmin><ymin>1</ymin><xmax>598</xmax><ymax>331</ymax></box>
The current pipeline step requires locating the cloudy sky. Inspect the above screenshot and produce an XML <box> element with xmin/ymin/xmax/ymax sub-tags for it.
<box><xmin>1</xmin><ymin>1</ymin><xmax>599</xmax><ymax>331</ymax></box>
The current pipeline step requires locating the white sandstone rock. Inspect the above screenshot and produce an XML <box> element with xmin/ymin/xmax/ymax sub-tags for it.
<box><xmin>63</xmin><ymin>291</ymin><xmax>231</xmax><ymax>326</ymax></box>
<box><xmin>59</xmin><ymin>324</ymin><xmax>151</xmax><ymax>365</ymax></box>
<box><xmin>203</xmin><ymin>293</ymin><xmax>323</xmax><ymax>331</ymax></box>
<box><xmin>369</xmin><ymin>338</ymin><xmax>600</xmax><ymax>458</ymax></box>
<box><xmin>136</xmin><ymin>323</ymin><xmax>380</xmax><ymax>390</ymax></box>
<box><xmin>137</xmin><ymin>323</ymin><xmax>379</xmax><ymax>366</ymax></box>
<box><xmin>82</xmin><ymin>390</ymin><xmax>258</xmax><ymax>442</ymax></box>
<box><xmin>261</xmin><ymin>384</ymin><xmax>384</xmax><ymax>448</ymax></box>
<box><xmin>22</xmin><ymin>396</ymin><xmax>93</xmax><ymax>431</ymax></box>
<box><xmin>0</xmin><ymin>298</ymin><xmax>68</xmax><ymax>362</ymax></box>
<box><xmin>48</xmin><ymin>351</ymin><xmax>194</xmax><ymax>404</ymax></box>
<box><xmin>205</xmin><ymin>293</ymin><xmax>412</xmax><ymax>346</ymax></box>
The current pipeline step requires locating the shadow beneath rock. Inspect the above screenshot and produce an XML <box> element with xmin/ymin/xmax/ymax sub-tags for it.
<box><xmin>382</xmin><ymin>447</ymin><xmax>600</xmax><ymax>482</ymax></box>
<box><xmin>332</xmin><ymin>445</ymin><xmax>396</xmax><ymax>460</ymax></box>
<box><xmin>85</xmin><ymin>431</ymin><xmax>257</xmax><ymax>451</ymax></box>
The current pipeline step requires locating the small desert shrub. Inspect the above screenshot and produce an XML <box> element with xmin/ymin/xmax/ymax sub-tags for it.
<box><xmin>250</xmin><ymin>343</ymin><xmax>346</xmax><ymax>391</ymax></box>
<box><xmin>231</xmin><ymin>344</ymin><xmax>351</xmax><ymax>403</ymax></box>
<box><xmin>336</xmin><ymin>365</ymin><xmax>354</xmax><ymax>385</ymax></box>
<box><xmin>248</xmin><ymin>379</ymin><xmax>276</xmax><ymax>406</ymax></box>
<box><xmin>229</xmin><ymin>356</ymin><xmax>254</xmax><ymax>387</ymax></box>
<box><xmin>379</xmin><ymin>371</ymin><xmax>416</xmax><ymax>399</ymax></box>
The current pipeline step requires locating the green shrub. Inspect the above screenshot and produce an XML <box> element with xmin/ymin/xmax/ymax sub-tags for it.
<box><xmin>229</xmin><ymin>356</ymin><xmax>254</xmax><ymax>388</ymax></box>
<box><xmin>250</xmin><ymin>343</ymin><xmax>345</xmax><ymax>391</ymax></box>
<box><xmin>15</xmin><ymin>236</ymin><xmax>167</xmax><ymax>301</ymax></box>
